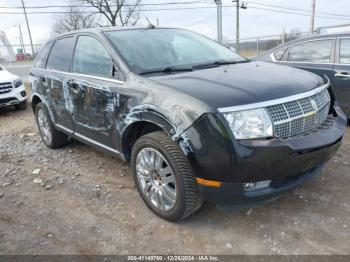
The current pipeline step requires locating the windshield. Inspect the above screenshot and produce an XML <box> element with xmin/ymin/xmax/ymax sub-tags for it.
<box><xmin>104</xmin><ymin>28</ymin><xmax>247</xmax><ymax>74</ymax></box>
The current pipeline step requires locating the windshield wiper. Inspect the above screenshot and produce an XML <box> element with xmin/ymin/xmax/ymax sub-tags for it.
<box><xmin>139</xmin><ymin>66</ymin><xmax>193</xmax><ymax>75</ymax></box>
<box><xmin>192</xmin><ymin>59</ymin><xmax>250</xmax><ymax>69</ymax></box>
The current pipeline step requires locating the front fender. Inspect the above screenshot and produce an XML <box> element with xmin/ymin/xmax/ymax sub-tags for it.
<box><xmin>118</xmin><ymin>104</ymin><xmax>177</xmax><ymax>137</ymax></box>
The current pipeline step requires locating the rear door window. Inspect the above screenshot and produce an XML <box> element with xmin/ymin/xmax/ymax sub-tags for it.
<box><xmin>72</xmin><ymin>35</ymin><xmax>112</xmax><ymax>77</ymax></box>
<box><xmin>287</xmin><ymin>40</ymin><xmax>333</xmax><ymax>63</ymax></box>
<box><xmin>339</xmin><ymin>38</ymin><xmax>350</xmax><ymax>64</ymax></box>
<box><xmin>34</xmin><ymin>42</ymin><xmax>52</xmax><ymax>68</ymax></box>
<box><xmin>46</xmin><ymin>37</ymin><xmax>75</xmax><ymax>72</ymax></box>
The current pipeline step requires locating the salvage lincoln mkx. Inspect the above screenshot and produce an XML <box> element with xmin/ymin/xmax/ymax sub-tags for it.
<box><xmin>30</xmin><ymin>27</ymin><xmax>347</xmax><ymax>221</ymax></box>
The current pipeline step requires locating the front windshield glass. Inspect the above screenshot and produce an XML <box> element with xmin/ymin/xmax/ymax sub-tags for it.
<box><xmin>104</xmin><ymin>28</ymin><xmax>247</xmax><ymax>74</ymax></box>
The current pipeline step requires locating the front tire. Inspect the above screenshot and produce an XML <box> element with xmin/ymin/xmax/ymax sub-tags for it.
<box><xmin>35</xmin><ymin>102</ymin><xmax>69</xmax><ymax>148</ymax></box>
<box><xmin>131</xmin><ymin>131</ymin><xmax>202</xmax><ymax>222</ymax></box>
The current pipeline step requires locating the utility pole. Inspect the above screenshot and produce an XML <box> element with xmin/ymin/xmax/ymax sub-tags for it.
<box><xmin>310</xmin><ymin>0</ymin><xmax>316</xmax><ymax>34</ymax></box>
<box><xmin>232</xmin><ymin>1</ymin><xmax>240</xmax><ymax>52</ymax></box>
<box><xmin>214</xmin><ymin>0</ymin><xmax>223</xmax><ymax>43</ymax></box>
<box><xmin>21</xmin><ymin>0</ymin><xmax>34</xmax><ymax>56</ymax></box>
<box><xmin>234</xmin><ymin>0</ymin><xmax>240</xmax><ymax>52</ymax></box>
<box><xmin>18</xmin><ymin>24</ymin><xmax>25</xmax><ymax>54</ymax></box>
<box><xmin>156</xmin><ymin>18</ymin><xmax>159</xmax><ymax>27</ymax></box>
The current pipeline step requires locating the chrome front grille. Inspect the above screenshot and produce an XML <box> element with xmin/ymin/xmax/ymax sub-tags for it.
<box><xmin>265</xmin><ymin>89</ymin><xmax>330</xmax><ymax>139</ymax></box>
<box><xmin>0</xmin><ymin>82</ymin><xmax>13</xmax><ymax>94</ymax></box>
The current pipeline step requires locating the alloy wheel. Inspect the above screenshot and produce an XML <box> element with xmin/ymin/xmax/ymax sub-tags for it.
<box><xmin>136</xmin><ymin>147</ymin><xmax>177</xmax><ymax>211</ymax></box>
<box><xmin>37</xmin><ymin>108</ymin><xmax>52</xmax><ymax>145</ymax></box>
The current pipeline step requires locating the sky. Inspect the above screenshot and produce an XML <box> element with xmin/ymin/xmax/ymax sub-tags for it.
<box><xmin>0</xmin><ymin>0</ymin><xmax>350</xmax><ymax>53</ymax></box>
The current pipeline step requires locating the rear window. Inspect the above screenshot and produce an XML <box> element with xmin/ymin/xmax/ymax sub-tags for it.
<box><xmin>46</xmin><ymin>37</ymin><xmax>75</xmax><ymax>72</ymax></box>
<box><xmin>34</xmin><ymin>42</ymin><xmax>52</xmax><ymax>68</ymax></box>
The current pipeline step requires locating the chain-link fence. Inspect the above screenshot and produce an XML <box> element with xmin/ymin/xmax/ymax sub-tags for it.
<box><xmin>0</xmin><ymin>31</ymin><xmax>321</xmax><ymax>64</ymax></box>
<box><xmin>224</xmin><ymin>31</ymin><xmax>314</xmax><ymax>58</ymax></box>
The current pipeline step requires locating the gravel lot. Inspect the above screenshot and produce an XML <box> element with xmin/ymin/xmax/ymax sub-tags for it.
<box><xmin>0</xmin><ymin>94</ymin><xmax>349</xmax><ymax>255</ymax></box>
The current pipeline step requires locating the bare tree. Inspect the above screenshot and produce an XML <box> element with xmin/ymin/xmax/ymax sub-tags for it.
<box><xmin>52</xmin><ymin>6</ymin><xmax>97</xmax><ymax>35</ymax></box>
<box><xmin>77</xmin><ymin>0</ymin><xmax>142</xmax><ymax>26</ymax></box>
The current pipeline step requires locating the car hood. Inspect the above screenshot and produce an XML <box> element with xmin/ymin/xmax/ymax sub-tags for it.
<box><xmin>149</xmin><ymin>61</ymin><xmax>324</xmax><ymax>110</ymax></box>
<box><xmin>0</xmin><ymin>69</ymin><xmax>18</xmax><ymax>82</ymax></box>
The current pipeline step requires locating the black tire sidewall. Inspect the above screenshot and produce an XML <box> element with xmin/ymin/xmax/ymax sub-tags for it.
<box><xmin>35</xmin><ymin>103</ymin><xmax>54</xmax><ymax>148</ymax></box>
<box><xmin>131</xmin><ymin>135</ymin><xmax>189</xmax><ymax>221</ymax></box>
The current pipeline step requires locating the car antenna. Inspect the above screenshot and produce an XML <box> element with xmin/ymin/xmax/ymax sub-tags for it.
<box><xmin>142</xmin><ymin>12</ymin><xmax>156</xmax><ymax>29</ymax></box>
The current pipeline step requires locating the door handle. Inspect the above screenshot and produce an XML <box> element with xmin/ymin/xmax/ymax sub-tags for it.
<box><xmin>334</xmin><ymin>72</ymin><xmax>350</xmax><ymax>78</ymax></box>
<box><xmin>67</xmin><ymin>79</ymin><xmax>80</xmax><ymax>94</ymax></box>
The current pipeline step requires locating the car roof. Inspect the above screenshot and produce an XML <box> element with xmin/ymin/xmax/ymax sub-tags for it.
<box><xmin>256</xmin><ymin>32</ymin><xmax>350</xmax><ymax>58</ymax></box>
<box><xmin>286</xmin><ymin>32</ymin><xmax>350</xmax><ymax>43</ymax></box>
<box><xmin>47</xmin><ymin>26</ymin><xmax>178</xmax><ymax>41</ymax></box>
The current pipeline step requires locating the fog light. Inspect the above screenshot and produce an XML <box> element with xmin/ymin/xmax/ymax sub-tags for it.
<box><xmin>244</xmin><ymin>182</ymin><xmax>256</xmax><ymax>190</ymax></box>
<box><xmin>244</xmin><ymin>180</ymin><xmax>271</xmax><ymax>191</ymax></box>
<box><xmin>20</xmin><ymin>91</ymin><xmax>26</xmax><ymax>97</ymax></box>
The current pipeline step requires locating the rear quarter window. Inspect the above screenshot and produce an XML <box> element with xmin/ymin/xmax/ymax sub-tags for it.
<box><xmin>46</xmin><ymin>37</ymin><xmax>76</xmax><ymax>72</ymax></box>
<box><xmin>33</xmin><ymin>42</ymin><xmax>52</xmax><ymax>68</ymax></box>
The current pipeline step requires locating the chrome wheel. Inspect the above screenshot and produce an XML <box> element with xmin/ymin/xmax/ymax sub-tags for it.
<box><xmin>37</xmin><ymin>108</ymin><xmax>52</xmax><ymax>145</ymax></box>
<box><xmin>136</xmin><ymin>147</ymin><xmax>177</xmax><ymax>211</ymax></box>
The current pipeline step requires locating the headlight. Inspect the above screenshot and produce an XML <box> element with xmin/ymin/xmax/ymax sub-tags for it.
<box><xmin>223</xmin><ymin>108</ymin><xmax>273</xmax><ymax>139</ymax></box>
<box><xmin>14</xmin><ymin>79</ymin><xmax>23</xmax><ymax>88</ymax></box>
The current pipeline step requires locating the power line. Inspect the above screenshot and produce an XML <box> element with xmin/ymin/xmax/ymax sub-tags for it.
<box><xmin>247</xmin><ymin>0</ymin><xmax>350</xmax><ymax>19</ymax></box>
<box><xmin>0</xmin><ymin>4</ymin><xmax>349</xmax><ymax>21</ymax></box>
<box><xmin>0</xmin><ymin>0</ymin><xmax>348</xmax><ymax>20</ymax></box>
<box><xmin>246</xmin><ymin>6</ymin><xmax>350</xmax><ymax>21</ymax></box>
<box><xmin>0</xmin><ymin>1</ymin><xmax>212</xmax><ymax>9</ymax></box>
<box><xmin>0</xmin><ymin>6</ymin><xmax>222</xmax><ymax>14</ymax></box>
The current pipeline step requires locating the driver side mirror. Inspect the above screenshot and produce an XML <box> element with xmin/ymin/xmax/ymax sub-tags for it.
<box><xmin>111</xmin><ymin>63</ymin><xmax>125</xmax><ymax>81</ymax></box>
<box><xmin>112</xmin><ymin>64</ymin><xmax>118</xmax><ymax>78</ymax></box>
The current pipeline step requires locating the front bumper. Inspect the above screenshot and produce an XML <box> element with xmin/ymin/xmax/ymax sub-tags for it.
<box><xmin>181</xmin><ymin>106</ymin><xmax>346</xmax><ymax>206</ymax></box>
<box><xmin>0</xmin><ymin>84</ymin><xmax>27</xmax><ymax>108</ymax></box>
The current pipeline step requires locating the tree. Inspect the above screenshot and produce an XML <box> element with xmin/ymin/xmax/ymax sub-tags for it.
<box><xmin>285</xmin><ymin>28</ymin><xmax>302</xmax><ymax>42</ymax></box>
<box><xmin>77</xmin><ymin>0</ymin><xmax>142</xmax><ymax>26</ymax></box>
<box><xmin>52</xmin><ymin>6</ymin><xmax>96</xmax><ymax>35</ymax></box>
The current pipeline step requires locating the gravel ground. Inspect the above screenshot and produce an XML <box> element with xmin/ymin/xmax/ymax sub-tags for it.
<box><xmin>0</xmin><ymin>96</ymin><xmax>349</xmax><ymax>255</ymax></box>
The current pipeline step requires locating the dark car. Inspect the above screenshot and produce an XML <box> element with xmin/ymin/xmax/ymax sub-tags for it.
<box><xmin>30</xmin><ymin>27</ymin><xmax>346</xmax><ymax>221</ymax></box>
<box><xmin>256</xmin><ymin>33</ymin><xmax>350</xmax><ymax>117</ymax></box>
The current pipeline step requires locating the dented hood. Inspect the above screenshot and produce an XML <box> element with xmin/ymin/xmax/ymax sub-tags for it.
<box><xmin>149</xmin><ymin>61</ymin><xmax>324</xmax><ymax>110</ymax></box>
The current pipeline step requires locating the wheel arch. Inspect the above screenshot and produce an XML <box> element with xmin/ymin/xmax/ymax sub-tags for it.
<box><xmin>121</xmin><ymin>110</ymin><xmax>177</xmax><ymax>163</ymax></box>
<box><xmin>31</xmin><ymin>93</ymin><xmax>56</xmax><ymax>124</ymax></box>
<box><xmin>31</xmin><ymin>94</ymin><xmax>42</xmax><ymax>112</ymax></box>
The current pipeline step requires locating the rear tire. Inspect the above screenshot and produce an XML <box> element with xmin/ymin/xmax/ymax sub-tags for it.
<box><xmin>131</xmin><ymin>131</ymin><xmax>202</xmax><ymax>222</ymax></box>
<box><xmin>35</xmin><ymin>102</ymin><xmax>69</xmax><ymax>149</ymax></box>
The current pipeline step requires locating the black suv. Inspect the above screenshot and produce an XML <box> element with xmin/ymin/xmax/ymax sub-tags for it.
<box><xmin>30</xmin><ymin>27</ymin><xmax>346</xmax><ymax>221</ymax></box>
